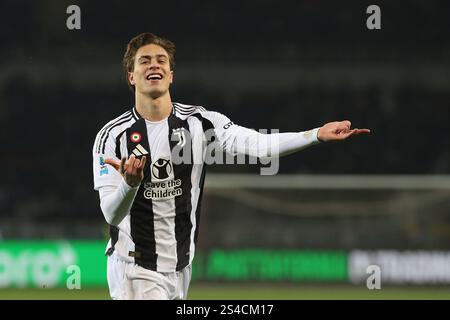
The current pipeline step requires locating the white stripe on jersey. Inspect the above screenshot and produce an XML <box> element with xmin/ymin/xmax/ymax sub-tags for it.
<box><xmin>146</xmin><ymin>120</ymin><xmax>178</xmax><ymax>271</ymax></box>
<box><xmin>187</xmin><ymin>116</ymin><xmax>205</xmax><ymax>264</ymax></box>
<box><xmin>117</xmin><ymin>215</ymin><xmax>134</xmax><ymax>263</ymax></box>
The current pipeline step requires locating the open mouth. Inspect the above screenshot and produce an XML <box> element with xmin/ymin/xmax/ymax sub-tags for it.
<box><xmin>146</xmin><ymin>73</ymin><xmax>163</xmax><ymax>80</ymax></box>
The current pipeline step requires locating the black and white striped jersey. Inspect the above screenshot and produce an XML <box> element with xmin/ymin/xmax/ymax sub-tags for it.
<box><xmin>93</xmin><ymin>102</ymin><xmax>320</xmax><ymax>272</ymax></box>
<box><xmin>93</xmin><ymin>103</ymin><xmax>238</xmax><ymax>272</ymax></box>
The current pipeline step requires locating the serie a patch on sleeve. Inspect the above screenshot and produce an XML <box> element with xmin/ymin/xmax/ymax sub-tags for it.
<box><xmin>99</xmin><ymin>156</ymin><xmax>109</xmax><ymax>176</ymax></box>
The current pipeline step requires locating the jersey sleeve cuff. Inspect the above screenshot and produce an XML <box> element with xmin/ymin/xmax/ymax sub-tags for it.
<box><xmin>301</xmin><ymin>127</ymin><xmax>322</xmax><ymax>145</ymax></box>
<box><xmin>118</xmin><ymin>178</ymin><xmax>140</xmax><ymax>194</ymax></box>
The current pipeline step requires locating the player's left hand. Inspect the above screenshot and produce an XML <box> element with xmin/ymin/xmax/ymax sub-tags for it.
<box><xmin>317</xmin><ymin>120</ymin><xmax>370</xmax><ymax>142</ymax></box>
<box><xmin>104</xmin><ymin>155</ymin><xmax>147</xmax><ymax>187</ymax></box>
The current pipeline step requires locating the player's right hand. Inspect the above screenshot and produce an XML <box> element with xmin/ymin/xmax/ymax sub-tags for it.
<box><xmin>104</xmin><ymin>155</ymin><xmax>147</xmax><ymax>188</ymax></box>
<box><xmin>317</xmin><ymin>120</ymin><xmax>370</xmax><ymax>142</ymax></box>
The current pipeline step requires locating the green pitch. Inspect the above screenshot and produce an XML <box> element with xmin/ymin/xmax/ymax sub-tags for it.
<box><xmin>1</xmin><ymin>284</ymin><xmax>449</xmax><ymax>300</ymax></box>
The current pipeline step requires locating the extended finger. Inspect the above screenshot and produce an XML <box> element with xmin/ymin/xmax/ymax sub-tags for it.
<box><xmin>353</xmin><ymin>128</ymin><xmax>371</xmax><ymax>134</ymax></box>
<box><xmin>139</xmin><ymin>156</ymin><xmax>147</xmax><ymax>168</ymax></box>
<box><xmin>341</xmin><ymin>128</ymin><xmax>371</xmax><ymax>140</ymax></box>
<box><xmin>104</xmin><ymin>158</ymin><xmax>121</xmax><ymax>171</ymax></box>
<box><xmin>127</xmin><ymin>154</ymin><xmax>136</xmax><ymax>167</ymax></box>
<box><xmin>128</xmin><ymin>156</ymin><xmax>137</xmax><ymax>173</ymax></box>
<box><xmin>136</xmin><ymin>156</ymin><xmax>147</xmax><ymax>174</ymax></box>
<box><xmin>119</xmin><ymin>157</ymin><xmax>126</xmax><ymax>173</ymax></box>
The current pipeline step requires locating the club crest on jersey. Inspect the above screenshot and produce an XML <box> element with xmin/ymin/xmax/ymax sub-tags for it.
<box><xmin>130</xmin><ymin>132</ymin><xmax>142</xmax><ymax>143</ymax></box>
<box><xmin>99</xmin><ymin>156</ymin><xmax>108</xmax><ymax>176</ymax></box>
<box><xmin>172</xmin><ymin>128</ymin><xmax>187</xmax><ymax>147</ymax></box>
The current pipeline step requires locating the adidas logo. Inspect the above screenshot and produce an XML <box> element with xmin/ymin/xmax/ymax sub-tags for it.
<box><xmin>132</xmin><ymin>144</ymin><xmax>149</xmax><ymax>156</ymax></box>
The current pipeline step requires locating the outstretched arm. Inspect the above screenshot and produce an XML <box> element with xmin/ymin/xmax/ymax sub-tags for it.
<box><xmin>98</xmin><ymin>155</ymin><xmax>146</xmax><ymax>226</ymax></box>
<box><xmin>227</xmin><ymin>126</ymin><xmax>322</xmax><ymax>158</ymax></box>
<box><xmin>213</xmin><ymin>116</ymin><xmax>370</xmax><ymax>158</ymax></box>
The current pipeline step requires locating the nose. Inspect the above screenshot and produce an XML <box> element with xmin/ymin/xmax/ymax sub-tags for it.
<box><xmin>149</xmin><ymin>59</ymin><xmax>161</xmax><ymax>70</ymax></box>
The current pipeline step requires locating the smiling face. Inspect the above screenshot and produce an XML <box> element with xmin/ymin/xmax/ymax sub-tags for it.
<box><xmin>128</xmin><ymin>44</ymin><xmax>174</xmax><ymax>99</ymax></box>
<box><xmin>122</xmin><ymin>33</ymin><xmax>176</xmax><ymax>98</ymax></box>
<box><xmin>128</xmin><ymin>44</ymin><xmax>173</xmax><ymax>99</ymax></box>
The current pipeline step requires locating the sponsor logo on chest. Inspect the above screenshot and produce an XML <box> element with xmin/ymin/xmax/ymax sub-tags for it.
<box><xmin>143</xmin><ymin>157</ymin><xmax>183</xmax><ymax>200</ymax></box>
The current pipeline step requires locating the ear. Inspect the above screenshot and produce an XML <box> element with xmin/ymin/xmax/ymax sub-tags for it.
<box><xmin>128</xmin><ymin>72</ymin><xmax>135</xmax><ymax>85</ymax></box>
<box><xmin>169</xmin><ymin>70</ymin><xmax>174</xmax><ymax>84</ymax></box>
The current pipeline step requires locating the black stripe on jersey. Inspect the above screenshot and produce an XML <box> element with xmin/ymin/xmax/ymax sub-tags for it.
<box><xmin>106</xmin><ymin>225</ymin><xmax>119</xmax><ymax>256</ymax></box>
<box><xmin>96</xmin><ymin>111</ymin><xmax>132</xmax><ymax>153</ymax></box>
<box><xmin>97</xmin><ymin>113</ymin><xmax>134</xmax><ymax>154</ymax></box>
<box><xmin>194</xmin><ymin>165</ymin><xmax>207</xmax><ymax>244</ymax></box>
<box><xmin>191</xmin><ymin>114</ymin><xmax>214</xmax><ymax>244</ymax></box>
<box><xmin>191</xmin><ymin>113</ymin><xmax>216</xmax><ymax>143</ymax></box>
<box><xmin>132</xmin><ymin>107</ymin><xmax>141</xmax><ymax>120</ymax></box>
<box><xmin>115</xmin><ymin>129</ymin><xmax>127</xmax><ymax>160</ymax></box>
<box><xmin>127</xmin><ymin>119</ymin><xmax>157</xmax><ymax>270</ymax></box>
<box><xmin>168</xmin><ymin>113</ymin><xmax>194</xmax><ymax>271</ymax></box>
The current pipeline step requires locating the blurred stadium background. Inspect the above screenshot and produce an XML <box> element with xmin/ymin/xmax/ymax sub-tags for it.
<box><xmin>1</xmin><ymin>0</ymin><xmax>450</xmax><ymax>299</ymax></box>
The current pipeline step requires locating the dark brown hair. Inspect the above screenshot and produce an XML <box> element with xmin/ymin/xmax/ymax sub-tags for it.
<box><xmin>122</xmin><ymin>32</ymin><xmax>176</xmax><ymax>92</ymax></box>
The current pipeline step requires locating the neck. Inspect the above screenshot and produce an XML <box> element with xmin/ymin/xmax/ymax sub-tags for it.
<box><xmin>135</xmin><ymin>91</ymin><xmax>173</xmax><ymax>121</ymax></box>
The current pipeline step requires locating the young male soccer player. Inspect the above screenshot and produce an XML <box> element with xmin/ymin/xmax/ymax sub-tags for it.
<box><xmin>92</xmin><ymin>32</ymin><xmax>370</xmax><ymax>300</ymax></box>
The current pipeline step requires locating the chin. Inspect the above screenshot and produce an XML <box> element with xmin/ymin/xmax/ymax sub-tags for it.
<box><xmin>148</xmin><ymin>90</ymin><xmax>165</xmax><ymax>99</ymax></box>
<box><xmin>138</xmin><ymin>87</ymin><xmax>164</xmax><ymax>99</ymax></box>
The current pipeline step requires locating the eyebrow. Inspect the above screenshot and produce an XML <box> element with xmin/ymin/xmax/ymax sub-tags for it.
<box><xmin>137</xmin><ymin>54</ymin><xmax>168</xmax><ymax>60</ymax></box>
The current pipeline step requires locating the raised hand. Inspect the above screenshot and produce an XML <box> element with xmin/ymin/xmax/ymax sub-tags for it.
<box><xmin>104</xmin><ymin>155</ymin><xmax>147</xmax><ymax>187</ymax></box>
<box><xmin>317</xmin><ymin>120</ymin><xmax>370</xmax><ymax>142</ymax></box>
